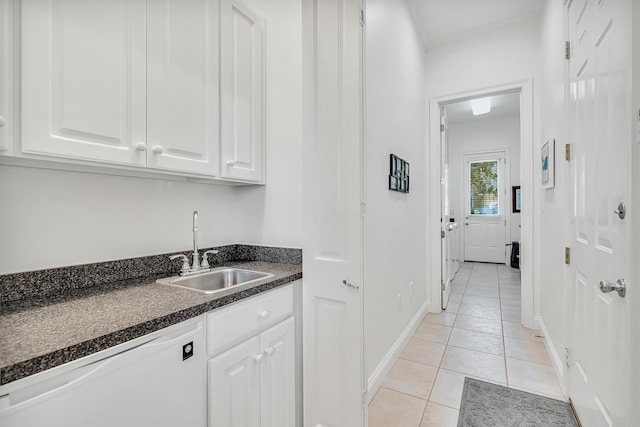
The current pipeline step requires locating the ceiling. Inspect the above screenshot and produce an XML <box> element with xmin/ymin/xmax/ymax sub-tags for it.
<box><xmin>444</xmin><ymin>92</ymin><xmax>520</xmax><ymax>124</ymax></box>
<box><xmin>406</xmin><ymin>0</ymin><xmax>540</xmax><ymax>48</ymax></box>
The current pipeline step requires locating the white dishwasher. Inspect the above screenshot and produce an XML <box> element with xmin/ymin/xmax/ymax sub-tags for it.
<box><xmin>0</xmin><ymin>319</ymin><xmax>206</xmax><ymax>427</ymax></box>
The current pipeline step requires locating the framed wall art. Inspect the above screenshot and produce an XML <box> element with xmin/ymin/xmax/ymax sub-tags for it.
<box><xmin>389</xmin><ymin>154</ymin><xmax>410</xmax><ymax>193</ymax></box>
<box><xmin>541</xmin><ymin>139</ymin><xmax>555</xmax><ymax>189</ymax></box>
<box><xmin>512</xmin><ymin>186</ymin><xmax>521</xmax><ymax>213</ymax></box>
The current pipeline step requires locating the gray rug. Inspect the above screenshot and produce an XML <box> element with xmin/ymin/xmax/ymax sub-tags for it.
<box><xmin>458</xmin><ymin>377</ymin><xmax>578</xmax><ymax>426</ymax></box>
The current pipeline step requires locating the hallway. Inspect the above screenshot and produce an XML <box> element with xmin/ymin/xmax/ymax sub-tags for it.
<box><xmin>368</xmin><ymin>262</ymin><xmax>563</xmax><ymax>426</ymax></box>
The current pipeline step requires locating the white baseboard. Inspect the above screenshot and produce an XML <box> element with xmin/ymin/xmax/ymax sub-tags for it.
<box><xmin>535</xmin><ymin>315</ymin><xmax>567</xmax><ymax>396</ymax></box>
<box><xmin>364</xmin><ymin>300</ymin><xmax>430</xmax><ymax>406</ymax></box>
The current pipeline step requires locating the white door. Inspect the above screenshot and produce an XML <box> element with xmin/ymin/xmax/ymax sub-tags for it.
<box><xmin>146</xmin><ymin>0</ymin><xmax>220</xmax><ymax>176</ymax></box>
<box><xmin>220</xmin><ymin>0</ymin><xmax>265</xmax><ymax>182</ymax></box>
<box><xmin>440</xmin><ymin>108</ymin><xmax>452</xmax><ymax>308</ymax></box>
<box><xmin>302</xmin><ymin>0</ymin><xmax>363</xmax><ymax>425</ymax></box>
<box><xmin>463</xmin><ymin>151</ymin><xmax>506</xmax><ymax>263</ymax></box>
<box><xmin>20</xmin><ymin>0</ymin><xmax>146</xmax><ymax>166</ymax></box>
<box><xmin>209</xmin><ymin>336</ymin><xmax>261</xmax><ymax>427</ymax></box>
<box><xmin>567</xmin><ymin>0</ymin><xmax>632</xmax><ymax>425</ymax></box>
<box><xmin>260</xmin><ymin>318</ymin><xmax>295</xmax><ymax>427</ymax></box>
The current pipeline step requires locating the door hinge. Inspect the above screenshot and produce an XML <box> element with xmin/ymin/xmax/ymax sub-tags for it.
<box><xmin>360</xmin><ymin>9</ymin><xmax>366</xmax><ymax>27</ymax></box>
<box><xmin>565</xmin><ymin>143</ymin><xmax>571</xmax><ymax>161</ymax></box>
<box><xmin>565</xmin><ymin>41</ymin><xmax>571</xmax><ymax>60</ymax></box>
<box><xmin>441</xmin><ymin>281</ymin><xmax>445</xmax><ymax>291</ymax></box>
<box><xmin>564</xmin><ymin>347</ymin><xmax>571</xmax><ymax>367</ymax></box>
<box><xmin>440</xmin><ymin>124</ymin><xmax>445</xmax><ymax>132</ymax></box>
<box><xmin>565</xmin><ymin>247</ymin><xmax>571</xmax><ymax>265</ymax></box>
<box><xmin>441</xmin><ymin>230</ymin><xmax>445</xmax><ymax>238</ymax></box>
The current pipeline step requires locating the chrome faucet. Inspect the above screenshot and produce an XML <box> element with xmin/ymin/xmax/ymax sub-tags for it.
<box><xmin>192</xmin><ymin>210</ymin><xmax>200</xmax><ymax>270</ymax></box>
<box><xmin>169</xmin><ymin>210</ymin><xmax>219</xmax><ymax>276</ymax></box>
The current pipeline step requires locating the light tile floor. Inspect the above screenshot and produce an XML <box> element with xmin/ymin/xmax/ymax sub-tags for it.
<box><xmin>368</xmin><ymin>262</ymin><xmax>564</xmax><ymax>427</ymax></box>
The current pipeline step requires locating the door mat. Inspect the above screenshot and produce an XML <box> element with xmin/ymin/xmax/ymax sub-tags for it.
<box><xmin>458</xmin><ymin>377</ymin><xmax>578</xmax><ymax>426</ymax></box>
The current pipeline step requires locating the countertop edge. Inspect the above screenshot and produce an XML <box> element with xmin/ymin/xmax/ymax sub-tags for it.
<box><xmin>0</xmin><ymin>270</ymin><xmax>301</xmax><ymax>386</ymax></box>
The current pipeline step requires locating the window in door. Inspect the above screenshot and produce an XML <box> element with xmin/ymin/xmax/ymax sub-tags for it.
<box><xmin>469</xmin><ymin>160</ymin><xmax>499</xmax><ymax>215</ymax></box>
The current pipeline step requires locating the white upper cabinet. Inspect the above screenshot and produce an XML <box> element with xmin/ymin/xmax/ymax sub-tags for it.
<box><xmin>0</xmin><ymin>0</ymin><xmax>13</xmax><ymax>155</ymax></box>
<box><xmin>17</xmin><ymin>0</ymin><xmax>265</xmax><ymax>182</ymax></box>
<box><xmin>220</xmin><ymin>0</ymin><xmax>265</xmax><ymax>183</ymax></box>
<box><xmin>20</xmin><ymin>0</ymin><xmax>147</xmax><ymax>166</ymax></box>
<box><xmin>146</xmin><ymin>0</ymin><xmax>220</xmax><ymax>176</ymax></box>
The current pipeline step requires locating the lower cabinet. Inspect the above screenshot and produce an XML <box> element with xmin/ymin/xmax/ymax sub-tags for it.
<box><xmin>207</xmin><ymin>284</ymin><xmax>295</xmax><ymax>427</ymax></box>
<box><xmin>209</xmin><ymin>318</ymin><xmax>294</xmax><ymax>427</ymax></box>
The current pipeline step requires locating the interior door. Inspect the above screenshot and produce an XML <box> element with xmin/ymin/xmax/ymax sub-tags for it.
<box><xmin>441</xmin><ymin>108</ymin><xmax>452</xmax><ymax>309</ymax></box>
<box><xmin>463</xmin><ymin>151</ymin><xmax>506</xmax><ymax>263</ymax></box>
<box><xmin>567</xmin><ymin>0</ymin><xmax>632</xmax><ymax>425</ymax></box>
<box><xmin>302</xmin><ymin>0</ymin><xmax>363</xmax><ymax>425</ymax></box>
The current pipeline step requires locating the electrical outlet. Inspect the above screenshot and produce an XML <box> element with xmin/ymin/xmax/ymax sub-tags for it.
<box><xmin>409</xmin><ymin>282</ymin><xmax>414</xmax><ymax>300</ymax></box>
<box><xmin>397</xmin><ymin>293</ymin><xmax>402</xmax><ymax>311</ymax></box>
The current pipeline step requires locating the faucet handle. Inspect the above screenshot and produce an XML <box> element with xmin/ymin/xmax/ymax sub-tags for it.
<box><xmin>169</xmin><ymin>254</ymin><xmax>190</xmax><ymax>273</ymax></box>
<box><xmin>200</xmin><ymin>250</ymin><xmax>219</xmax><ymax>268</ymax></box>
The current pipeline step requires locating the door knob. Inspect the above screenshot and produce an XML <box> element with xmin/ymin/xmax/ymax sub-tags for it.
<box><xmin>598</xmin><ymin>278</ymin><xmax>626</xmax><ymax>297</ymax></box>
<box><xmin>135</xmin><ymin>142</ymin><xmax>148</xmax><ymax>152</ymax></box>
<box><xmin>343</xmin><ymin>279</ymin><xmax>360</xmax><ymax>289</ymax></box>
<box><xmin>254</xmin><ymin>353</ymin><xmax>264</xmax><ymax>363</ymax></box>
<box><xmin>152</xmin><ymin>145</ymin><xmax>164</xmax><ymax>154</ymax></box>
<box><xmin>613</xmin><ymin>202</ymin><xmax>626</xmax><ymax>219</ymax></box>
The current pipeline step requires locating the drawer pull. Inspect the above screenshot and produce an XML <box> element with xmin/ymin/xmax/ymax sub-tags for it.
<box><xmin>254</xmin><ymin>353</ymin><xmax>264</xmax><ymax>363</ymax></box>
<box><xmin>258</xmin><ymin>310</ymin><xmax>269</xmax><ymax>320</ymax></box>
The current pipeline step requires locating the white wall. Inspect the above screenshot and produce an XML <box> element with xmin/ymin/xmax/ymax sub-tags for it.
<box><xmin>536</xmin><ymin>0</ymin><xmax>569</xmax><ymax>390</ymax></box>
<box><xmin>364</xmin><ymin>0</ymin><xmax>428</xmax><ymax>385</ymax></box>
<box><xmin>0</xmin><ymin>0</ymin><xmax>302</xmax><ymax>275</ymax></box>
<box><xmin>448</xmin><ymin>114</ymin><xmax>521</xmax><ymax>261</ymax></box>
<box><xmin>424</xmin><ymin>18</ymin><xmax>541</xmax><ymax>320</ymax></box>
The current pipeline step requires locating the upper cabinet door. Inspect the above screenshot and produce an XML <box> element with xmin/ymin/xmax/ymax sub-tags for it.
<box><xmin>147</xmin><ymin>0</ymin><xmax>220</xmax><ymax>176</ymax></box>
<box><xmin>220</xmin><ymin>0</ymin><xmax>265</xmax><ymax>183</ymax></box>
<box><xmin>20</xmin><ymin>0</ymin><xmax>146</xmax><ymax>166</ymax></box>
<box><xmin>0</xmin><ymin>0</ymin><xmax>13</xmax><ymax>155</ymax></box>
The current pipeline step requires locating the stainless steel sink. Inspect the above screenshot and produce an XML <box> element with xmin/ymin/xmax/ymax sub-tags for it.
<box><xmin>156</xmin><ymin>267</ymin><xmax>274</xmax><ymax>294</ymax></box>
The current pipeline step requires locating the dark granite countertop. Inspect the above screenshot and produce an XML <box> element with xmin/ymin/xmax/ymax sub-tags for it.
<box><xmin>0</xmin><ymin>260</ymin><xmax>301</xmax><ymax>386</ymax></box>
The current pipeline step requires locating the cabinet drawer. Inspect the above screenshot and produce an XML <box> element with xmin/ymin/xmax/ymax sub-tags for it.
<box><xmin>206</xmin><ymin>285</ymin><xmax>292</xmax><ymax>356</ymax></box>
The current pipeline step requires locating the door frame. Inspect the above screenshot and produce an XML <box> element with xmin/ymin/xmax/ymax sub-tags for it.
<box><xmin>461</xmin><ymin>150</ymin><xmax>510</xmax><ymax>264</ymax></box>
<box><xmin>428</xmin><ymin>79</ymin><xmax>536</xmax><ymax>329</ymax></box>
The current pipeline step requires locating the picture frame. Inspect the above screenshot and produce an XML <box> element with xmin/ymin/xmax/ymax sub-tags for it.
<box><xmin>512</xmin><ymin>186</ymin><xmax>521</xmax><ymax>213</ymax></box>
<box><xmin>389</xmin><ymin>154</ymin><xmax>410</xmax><ymax>193</ymax></box>
<box><xmin>541</xmin><ymin>139</ymin><xmax>555</xmax><ymax>189</ymax></box>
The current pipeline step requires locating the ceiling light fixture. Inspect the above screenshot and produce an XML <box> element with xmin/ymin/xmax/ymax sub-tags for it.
<box><xmin>471</xmin><ymin>97</ymin><xmax>491</xmax><ymax>116</ymax></box>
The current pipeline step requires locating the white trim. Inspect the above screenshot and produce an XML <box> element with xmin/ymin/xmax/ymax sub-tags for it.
<box><xmin>364</xmin><ymin>300</ymin><xmax>430</xmax><ymax>406</ymax></box>
<box><xmin>428</xmin><ymin>79</ymin><xmax>535</xmax><ymax>330</ymax></box>
<box><xmin>536</xmin><ymin>315</ymin><xmax>568</xmax><ymax>397</ymax></box>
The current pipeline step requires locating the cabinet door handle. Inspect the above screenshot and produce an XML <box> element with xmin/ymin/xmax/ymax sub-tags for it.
<box><xmin>258</xmin><ymin>310</ymin><xmax>269</xmax><ymax>320</ymax></box>
<box><xmin>264</xmin><ymin>346</ymin><xmax>274</xmax><ymax>356</ymax></box>
<box><xmin>254</xmin><ymin>353</ymin><xmax>264</xmax><ymax>363</ymax></box>
<box><xmin>135</xmin><ymin>142</ymin><xmax>148</xmax><ymax>152</ymax></box>
<box><xmin>152</xmin><ymin>145</ymin><xmax>164</xmax><ymax>155</ymax></box>
<box><xmin>226</xmin><ymin>160</ymin><xmax>236</xmax><ymax>166</ymax></box>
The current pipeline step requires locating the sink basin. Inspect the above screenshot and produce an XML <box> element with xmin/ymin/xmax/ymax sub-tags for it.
<box><xmin>156</xmin><ymin>267</ymin><xmax>274</xmax><ymax>294</ymax></box>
